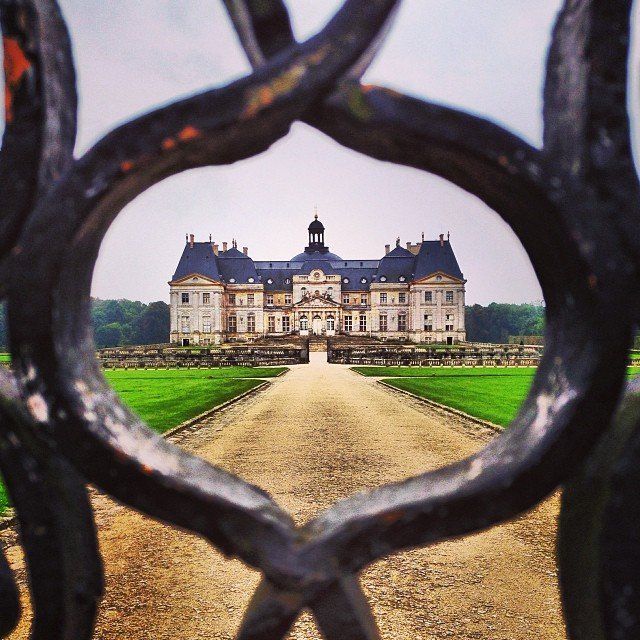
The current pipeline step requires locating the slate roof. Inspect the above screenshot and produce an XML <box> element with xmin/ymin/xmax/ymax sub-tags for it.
<box><xmin>255</xmin><ymin>268</ymin><xmax>295</xmax><ymax>291</ymax></box>
<box><xmin>171</xmin><ymin>242</ymin><xmax>221</xmax><ymax>281</ymax></box>
<box><xmin>216</xmin><ymin>247</ymin><xmax>259</xmax><ymax>284</ymax></box>
<box><xmin>414</xmin><ymin>240</ymin><xmax>464</xmax><ymax>280</ymax></box>
<box><xmin>375</xmin><ymin>245</ymin><xmax>416</xmax><ymax>283</ymax></box>
<box><xmin>171</xmin><ymin>236</ymin><xmax>463</xmax><ymax>290</ymax></box>
<box><xmin>290</xmin><ymin>250</ymin><xmax>343</xmax><ymax>263</ymax></box>
<box><xmin>340</xmin><ymin>267</ymin><xmax>378</xmax><ymax>291</ymax></box>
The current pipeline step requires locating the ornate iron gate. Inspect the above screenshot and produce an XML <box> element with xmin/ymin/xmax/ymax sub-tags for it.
<box><xmin>1</xmin><ymin>0</ymin><xmax>639</xmax><ymax>638</ymax></box>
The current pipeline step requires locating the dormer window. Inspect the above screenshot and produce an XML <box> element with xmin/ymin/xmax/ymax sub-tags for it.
<box><xmin>229</xmin><ymin>278</ymin><xmax>236</xmax><ymax>283</ymax></box>
<box><xmin>360</xmin><ymin>277</ymin><xmax>367</xmax><ymax>284</ymax></box>
<box><xmin>343</xmin><ymin>277</ymin><xmax>350</xmax><ymax>284</ymax></box>
<box><xmin>267</xmin><ymin>278</ymin><xmax>273</xmax><ymax>285</ymax></box>
<box><xmin>380</xmin><ymin>276</ymin><xmax>387</xmax><ymax>282</ymax></box>
<box><xmin>399</xmin><ymin>275</ymin><xmax>406</xmax><ymax>282</ymax></box>
<box><xmin>248</xmin><ymin>277</ymin><xmax>255</xmax><ymax>283</ymax></box>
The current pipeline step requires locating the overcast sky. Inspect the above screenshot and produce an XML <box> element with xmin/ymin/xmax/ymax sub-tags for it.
<box><xmin>25</xmin><ymin>2</ymin><xmax>571</xmax><ymax>304</ymax></box>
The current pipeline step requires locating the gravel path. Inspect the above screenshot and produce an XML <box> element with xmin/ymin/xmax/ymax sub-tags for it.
<box><xmin>5</xmin><ymin>353</ymin><xmax>563</xmax><ymax>639</ymax></box>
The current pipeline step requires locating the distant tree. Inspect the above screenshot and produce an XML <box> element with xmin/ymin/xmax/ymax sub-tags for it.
<box><xmin>465</xmin><ymin>303</ymin><xmax>545</xmax><ymax>343</ymax></box>
<box><xmin>94</xmin><ymin>322</ymin><xmax>124</xmax><ymax>348</ymax></box>
<box><xmin>132</xmin><ymin>301</ymin><xmax>170</xmax><ymax>344</ymax></box>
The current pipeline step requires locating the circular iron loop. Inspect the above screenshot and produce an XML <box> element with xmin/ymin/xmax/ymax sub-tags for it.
<box><xmin>0</xmin><ymin>1</ymin><xmax>639</xmax><ymax>639</ymax></box>
<box><xmin>215</xmin><ymin>0</ymin><xmax>640</xmax><ymax>575</ymax></box>
<box><xmin>0</xmin><ymin>2</ymin><xmax>103</xmax><ymax>637</ymax></box>
<box><xmin>6</xmin><ymin>0</ymin><xmax>402</xmax><ymax>587</ymax></box>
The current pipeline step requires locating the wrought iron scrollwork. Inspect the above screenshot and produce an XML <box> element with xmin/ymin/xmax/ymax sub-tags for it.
<box><xmin>0</xmin><ymin>1</ymin><xmax>639</xmax><ymax>638</ymax></box>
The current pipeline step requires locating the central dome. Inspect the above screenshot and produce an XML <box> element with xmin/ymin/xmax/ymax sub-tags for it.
<box><xmin>291</xmin><ymin>249</ymin><xmax>343</xmax><ymax>263</ymax></box>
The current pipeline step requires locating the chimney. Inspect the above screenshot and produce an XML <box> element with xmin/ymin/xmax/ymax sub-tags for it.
<box><xmin>421</xmin><ymin>232</ymin><xmax>425</xmax><ymax>242</ymax></box>
<box><xmin>396</xmin><ymin>237</ymin><xmax>400</xmax><ymax>247</ymax></box>
<box><xmin>189</xmin><ymin>234</ymin><xmax>194</xmax><ymax>248</ymax></box>
<box><xmin>439</xmin><ymin>233</ymin><xmax>444</xmax><ymax>247</ymax></box>
<box><xmin>212</xmin><ymin>243</ymin><xmax>219</xmax><ymax>255</ymax></box>
<box><xmin>385</xmin><ymin>244</ymin><xmax>390</xmax><ymax>255</ymax></box>
<box><xmin>209</xmin><ymin>234</ymin><xmax>212</xmax><ymax>242</ymax></box>
<box><xmin>223</xmin><ymin>241</ymin><xmax>228</xmax><ymax>252</ymax></box>
<box><xmin>447</xmin><ymin>231</ymin><xmax>450</xmax><ymax>241</ymax></box>
<box><xmin>406</xmin><ymin>241</ymin><xmax>411</xmax><ymax>250</ymax></box>
<box><xmin>185</xmin><ymin>233</ymin><xmax>188</xmax><ymax>243</ymax></box>
<box><xmin>243</xmin><ymin>246</ymin><xmax>248</xmax><ymax>256</ymax></box>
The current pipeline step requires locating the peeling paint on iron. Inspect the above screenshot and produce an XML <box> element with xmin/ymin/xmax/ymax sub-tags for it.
<box><xmin>27</xmin><ymin>393</ymin><xmax>49</xmax><ymax>423</ymax></box>
<box><xmin>3</xmin><ymin>36</ymin><xmax>32</xmax><ymax>123</ymax></box>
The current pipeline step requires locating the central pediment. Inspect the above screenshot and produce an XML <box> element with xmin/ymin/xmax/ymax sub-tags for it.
<box><xmin>293</xmin><ymin>294</ymin><xmax>341</xmax><ymax>308</ymax></box>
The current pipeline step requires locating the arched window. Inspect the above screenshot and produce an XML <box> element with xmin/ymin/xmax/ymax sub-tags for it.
<box><xmin>327</xmin><ymin>287</ymin><xmax>333</xmax><ymax>298</ymax></box>
<box><xmin>301</xmin><ymin>287</ymin><xmax>307</xmax><ymax>298</ymax></box>
<box><xmin>300</xmin><ymin>315</ymin><xmax>308</xmax><ymax>330</ymax></box>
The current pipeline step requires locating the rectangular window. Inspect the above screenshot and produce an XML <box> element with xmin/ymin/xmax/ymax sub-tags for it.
<box><xmin>424</xmin><ymin>314</ymin><xmax>433</xmax><ymax>331</ymax></box>
<box><xmin>344</xmin><ymin>315</ymin><xmax>352</xmax><ymax>332</ymax></box>
<box><xmin>247</xmin><ymin>314</ymin><xmax>256</xmax><ymax>332</ymax></box>
<box><xmin>202</xmin><ymin>316</ymin><xmax>211</xmax><ymax>333</ymax></box>
<box><xmin>228</xmin><ymin>293</ymin><xmax>236</xmax><ymax>305</ymax></box>
<box><xmin>359</xmin><ymin>314</ymin><xmax>367</xmax><ymax>332</ymax></box>
<box><xmin>446</xmin><ymin>291</ymin><xmax>454</xmax><ymax>303</ymax></box>
<box><xmin>398</xmin><ymin>292</ymin><xmax>407</xmax><ymax>304</ymax></box>
<box><xmin>379</xmin><ymin>314</ymin><xmax>388</xmax><ymax>331</ymax></box>
<box><xmin>266</xmin><ymin>294</ymin><xmax>274</xmax><ymax>306</ymax></box>
<box><xmin>398</xmin><ymin>314</ymin><xmax>407</xmax><ymax>331</ymax></box>
<box><xmin>360</xmin><ymin>294</ymin><xmax>367</xmax><ymax>305</ymax></box>
<box><xmin>380</xmin><ymin>293</ymin><xmax>387</xmax><ymax>304</ymax></box>
<box><xmin>282</xmin><ymin>316</ymin><xmax>290</xmax><ymax>332</ymax></box>
<box><xmin>181</xmin><ymin>292</ymin><xmax>189</xmax><ymax>304</ymax></box>
<box><xmin>285</xmin><ymin>293</ymin><xmax>292</xmax><ymax>305</ymax></box>
<box><xmin>227</xmin><ymin>315</ymin><xmax>237</xmax><ymax>332</ymax></box>
<box><xmin>202</xmin><ymin>293</ymin><xmax>210</xmax><ymax>304</ymax></box>
<box><xmin>342</xmin><ymin>294</ymin><xmax>350</xmax><ymax>305</ymax></box>
<box><xmin>268</xmin><ymin>316</ymin><xmax>276</xmax><ymax>332</ymax></box>
<box><xmin>247</xmin><ymin>293</ymin><xmax>254</xmax><ymax>306</ymax></box>
<box><xmin>425</xmin><ymin>291</ymin><xmax>432</xmax><ymax>303</ymax></box>
<box><xmin>181</xmin><ymin>316</ymin><xmax>190</xmax><ymax>333</ymax></box>
<box><xmin>445</xmin><ymin>324</ymin><xmax>454</xmax><ymax>331</ymax></box>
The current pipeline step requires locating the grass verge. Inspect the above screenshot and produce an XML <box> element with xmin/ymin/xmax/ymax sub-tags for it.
<box><xmin>0</xmin><ymin>366</ymin><xmax>286</xmax><ymax>516</ymax></box>
<box><xmin>357</xmin><ymin>366</ymin><xmax>640</xmax><ymax>428</ymax></box>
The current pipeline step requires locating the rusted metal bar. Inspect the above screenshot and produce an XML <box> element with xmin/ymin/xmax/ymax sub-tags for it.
<box><xmin>0</xmin><ymin>1</ymin><xmax>638</xmax><ymax>638</ymax></box>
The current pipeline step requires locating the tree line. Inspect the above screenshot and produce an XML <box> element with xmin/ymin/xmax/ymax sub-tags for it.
<box><xmin>465</xmin><ymin>303</ymin><xmax>545</xmax><ymax>344</ymax></box>
<box><xmin>0</xmin><ymin>300</ymin><xmax>544</xmax><ymax>349</ymax></box>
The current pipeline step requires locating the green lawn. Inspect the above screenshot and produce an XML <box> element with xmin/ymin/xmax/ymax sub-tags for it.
<box><xmin>354</xmin><ymin>366</ymin><xmax>640</xmax><ymax>428</ymax></box>
<box><xmin>104</xmin><ymin>367</ymin><xmax>286</xmax><ymax>433</ymax></box>
<box><xmin>0</xmin><ymin>366</ymin><xmax>286</xmax><ymax>514</ymax></box>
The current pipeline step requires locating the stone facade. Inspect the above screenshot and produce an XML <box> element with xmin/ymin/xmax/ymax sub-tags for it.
<box><xmin>169</xmin><ymin>217</ymin><xmax>466</xmax><ymax>345</ymax></box>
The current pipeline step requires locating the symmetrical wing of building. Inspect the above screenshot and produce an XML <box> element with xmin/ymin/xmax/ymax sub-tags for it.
<box><xmin>169</xmin><ymin>216</ymin><xmax>466</xmax><ymax>344</ymax></box>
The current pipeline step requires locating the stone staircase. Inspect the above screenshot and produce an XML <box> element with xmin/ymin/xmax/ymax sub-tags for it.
<box><xmin>309</xmin><ymin>336</ymin><xmax>328</xmax><ymax>352</ymax></box>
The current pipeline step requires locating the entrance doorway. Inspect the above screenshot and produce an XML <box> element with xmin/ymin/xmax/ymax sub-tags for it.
<box><xmin>446</xmin><ymin>336</ymin><xmax>453</xmax><ymax>345</ymax></box>
<box><xmin>312</xmin><ymin>315</ymin><xmax>323</xmax><ymax>335</ymax></box>
<box><xmin>182</xmin><ymin>338</ymin><xmax>190</xmax><ymax>346</ymax></box>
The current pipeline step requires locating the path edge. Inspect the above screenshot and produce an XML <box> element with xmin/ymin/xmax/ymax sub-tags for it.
<box><xmin>377</xmin><ymin>379</ymin><xmax>503</xmax><ymax>434</ymax></box>
<box><xmin>0</xmin><ymin>373</ymin><xmax>282</xmax><ymax>530</ymax></box>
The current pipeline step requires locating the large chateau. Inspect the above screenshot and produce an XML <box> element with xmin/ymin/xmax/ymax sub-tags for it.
<box><xmin>169</xmin><ymin>216</ymin><xmax>466</xmax><ymax>345</ymax></box>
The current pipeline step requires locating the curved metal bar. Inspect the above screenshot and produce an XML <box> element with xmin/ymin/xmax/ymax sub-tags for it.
<box><xmin>0</xmin><ymin>367</ymin><xmax>103</xmax><ymax>639</ymax></box>
<box><xmin>215</xmin><ymin>0</ymin><xmax>639</xmax><ymax>579</ymax></box>
<box><xmin>0</xmin><ymin>544</ymin><xmax>19</xmax><ymax>637</ymax></box>
<box><xmin>0</xmin><ymin>0</ymin><xmax>76</xmax><ymax>274</ymax></box>
<box><xmin>558</xmin><ymin>379</ymin><xmax>640</xmax><ymax>640</ymax></box>
<box><xmin>0</xmin><ymin>0</ymin><xmax>637</xmax><ymax>638</ymax></box>
<box><xmin>6</xmin><ymin>0</ymin><xmax>400</xmax><ymax>584</ymax></box>
<box><xmin>543</xmin><ymin>0</ymin><xmax>640</xmax><ymax>302</ymax></box>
